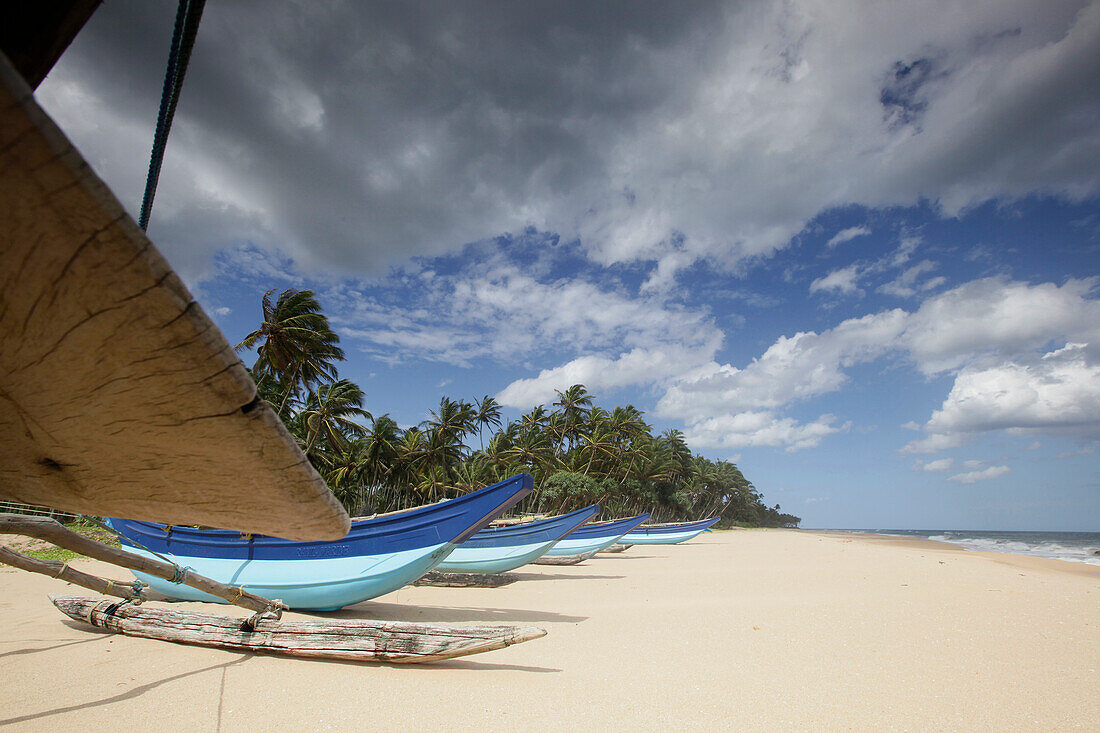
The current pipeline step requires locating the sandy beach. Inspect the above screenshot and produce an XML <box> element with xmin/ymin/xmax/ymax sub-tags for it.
<box><xmin>1</xmin><ymin>529</ymin><xmax>1096</xmax><ymax>731</ymax></box>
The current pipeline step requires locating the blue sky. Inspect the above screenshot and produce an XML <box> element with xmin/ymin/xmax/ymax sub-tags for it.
<box><xmin>36</xmin><ymin>1</ymin><xmax>1100</xmax><ymax>529</ymax></box>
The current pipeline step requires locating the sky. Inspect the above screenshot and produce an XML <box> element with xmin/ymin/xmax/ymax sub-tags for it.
<box><xmin>35</xmin><ymin>0</ymin><xmax>1100</xmax><ymax>530</ymax></box>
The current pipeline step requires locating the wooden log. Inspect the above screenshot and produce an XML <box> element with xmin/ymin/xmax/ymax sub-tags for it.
<box><xmin>0</xmin><ymin>56</ymin><xmax>348</xmax><ymax>541</ymax></box>
<box><xmin>50</xmin><ymin>595</ymin><xmax>546</xmax><ymax>664</ymax></box>
<box><xmin>600</xmin><ymin>544</ymin><xmax>631</xmax><ymax>553</ymax></box>
<box><xmin>0</xmin><ymin>545</ymin><xmax>143</xmax><ymax>601</ymax></box>
<box><xmin>413</xmin><ymin>571</ymin><xmax>518</xmax><ymax>588</ymax></box>
<box><xmin>0</xmin><ymin>514</ymin><xmax>280</xmax><ymax>614</ymax></box>
<box><xmin>531</xmin><ymin>550</ymin><xmax>599</xmax><ymax>566</ymax></box>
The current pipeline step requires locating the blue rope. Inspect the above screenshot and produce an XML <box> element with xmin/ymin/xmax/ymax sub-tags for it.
<box><xmin>78</xmin><ymin>515</ymin><xmax>186</xmax><ymax>583</ymax></box>
<box><xmin>138</xmin><ymin>0</ymin><xmax>207</xmax><ymax>231</ymax></box>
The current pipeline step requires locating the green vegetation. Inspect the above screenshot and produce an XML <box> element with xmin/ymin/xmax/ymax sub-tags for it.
<box><xmin>23</xmin><ymin>520</ymin><xmax>121</xmax><ymax>562</ymax></box>
<box><xmin>236</xmin><ymin>289</ymin><xmax>800</xmax><ymax>528</ymax></box>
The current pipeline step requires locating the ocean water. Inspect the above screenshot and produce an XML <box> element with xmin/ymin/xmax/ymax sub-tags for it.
<box><xmin>855</xmin><ymin>529</ymin><xmax>1100</xmax><ymax>566</ymax></box>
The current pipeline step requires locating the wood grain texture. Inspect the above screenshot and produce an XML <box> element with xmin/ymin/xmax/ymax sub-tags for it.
<box><xmin>0</xmin><ymin>55</ymin><xmax>348</xmax><ymax>540</ymax></box>
<box><xmin>50</xmin><ymin>595</ymin><xmax>547</xmax><ymax>663</ymax></box>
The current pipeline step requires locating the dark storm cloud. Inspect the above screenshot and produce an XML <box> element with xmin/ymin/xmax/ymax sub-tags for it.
<box><xmin>36</xmin><ymin>1</ymin><xmax>1100</xmax><ymax>284</ymax></box>
<box><xmin>40</xmin><ymin>0</ymin><xmax>727</xmax><ymax>279</ymax></box>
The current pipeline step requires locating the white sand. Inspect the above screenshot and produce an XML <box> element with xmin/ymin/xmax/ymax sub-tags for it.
<box><xmin>1</xmin><ymin>529</ymin><xmax>1096</xmax><ymax>731</ymax></box>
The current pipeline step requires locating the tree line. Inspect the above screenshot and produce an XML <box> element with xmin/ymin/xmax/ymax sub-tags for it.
<box><xmin>236</xmin><ymin>289</ymin><xmax>801</xmax><ymax>528</ymax></box>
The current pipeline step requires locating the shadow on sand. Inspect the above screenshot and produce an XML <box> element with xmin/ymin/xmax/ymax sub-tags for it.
<box><xmin>322</xmin><ymin>602</ymin><xmax>587</xmax><ymax>625</ymax></box>
<box><xmin>506</xmin><ymin>572</ymin><xmax>624</xmax><ymax>582</ymax></box>
<box><xmin>0</xmin><ymin>632</ymin><xmax>112</xmax><ymax>659</ymax></box>
<box><xmin>0</xmin><ymin>652</ymin><xmax>253</xmax><ymax>726</ymax></box>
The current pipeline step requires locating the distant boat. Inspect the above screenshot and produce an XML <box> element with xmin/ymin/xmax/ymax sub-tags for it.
<box><xmin>435</xmin><ymin>505</ymin><xmax>600</xmax><ymax>574</ymax></box>
<box><xmin>107</xmin><ymin>474</ymin><xmax>533</xmax><ymax>610</ymax></box>
<box><xmin>619</xmin><ymin>517</ymin><xmax>721</xmax><ymax>545</ymax></box>
<box><xmin>542</xmin><ymin>513</ymin><xmax>650</xmax><ymax>557</ymax></box>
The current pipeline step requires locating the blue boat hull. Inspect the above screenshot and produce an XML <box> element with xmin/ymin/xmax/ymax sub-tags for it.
<box><xmin>436</xmin><ymin>505</ymin><xmax>599</xmax><ymax>574</ymax></box>
<box><xmin>125</xmin><ymin>541</ymin><xmax>454</xmax><ymax>610</ymax></box>
<box><xmin>543</xmin><ymin>513</ymin><xmax>650</xmax><ymax>556</ymax></box>
<box><xmin>108</xmin><ymin>474</ymin><xmax>533</xmax><ymax>610</ymax></box>
<box><xmin>619</xmin><ymin>517</ymin><xmax>721</xmax><ymax>545</ymax></box>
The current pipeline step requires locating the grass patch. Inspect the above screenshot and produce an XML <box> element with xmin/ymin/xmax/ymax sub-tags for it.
<box><xmin>26</xmin><ymin>546</ymin><xmax>83</xmax><ymax>562</ymax></box>
<box><xmin>22</xmin><ymin>519</ymin><xmax>121</xmax><ymax>562</ymax></box>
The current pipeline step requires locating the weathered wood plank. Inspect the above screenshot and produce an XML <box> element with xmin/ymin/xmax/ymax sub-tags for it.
<box><xmin>51</xmin><ymin>595</ymin><xmax>547</xmax><ymax>663</ymax></box>
<box><xmin>600</xmin><ymin>544</ymin><xmax>631</xmax><ymax>553</ymax></box>
<box><xmin>413</xmin><ymin>571</ymin><xmax>518</xmax><ymax>588</ymax></box>
<box><xmin>0</xmin><ymin>54</ymin><xmax>348</xmax><ymax>540</ymax></box>
<box><xmin>531</xmin><ymin>550</ymin><xmax>599</xmax><ymax>566</ymax></box>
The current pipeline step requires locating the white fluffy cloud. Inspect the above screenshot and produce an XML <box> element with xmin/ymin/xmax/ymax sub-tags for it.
<box><xmin>657</xmin><ymin>309</ymin><xmax>909</xmax><ymax>419</ymax></box>
<box><xmin>652</xmin><ymin>277</ymin><xmax>1100</xmax><ymax>453</ymax></box>
<box><xmin>947</xmin><ymin>465</ymin><xmax>1011</xmax><ymax>483</ymax></box>
<box><xmin>924</xmin><ymin>343</ymin><xmax>1100</xmax><ymax>437</ymax></box>
<box><xmin>826</xmin><ymin>226</ymin><xmax>871</xmax><ymax>248</ymax></box>
<box><xmin>810</xmin><ymin>265</ymin><xmax>864</xmax><ymax>295</ymax></box>
<box><xmin>903</xmin><ymin>278</ymin><xmax>1100</xmax><ymax>374</ymax></box>
<box><xmin>681</xmin><ymin>412</ymin><xmax>850</xmax><ymax>453</ymax></box>
<box><xmin>312</xmin><ymin>248</ymin><xmax>725</xmax><ymax>389</ymax></box>
<box><xmin>497</xmin><ymin>346</ymin><xmax>714</xmax><ymax>408</ymax></box>
<box><xmin>478</xmin><ymin>275</ymin><xmax>1099</xmax><ymax>453</ymax></box>
<box><xmin>916</xmin><ymin>458</ymin><xmax>955</xmax><ymax>472</ymax></box>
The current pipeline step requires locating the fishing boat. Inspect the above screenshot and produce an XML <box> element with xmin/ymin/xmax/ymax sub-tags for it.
<box><xmin>107</xmin><ymin>475</ymin><xmax>533</xmax><ymax>610</ymax></box>
<box><xmin>619</xmin><ymin>517</ymin><xmax>721</xmax><ymax>545</ymax></box>
<box><xmin>541</xmin><ymin>513</ymin><xmax>650</xmax><ymax>557</ymax></box>
<box><xmin>434</xmin><ymin>505</ymin><xmax>600</xmax><ymax>574</ymax></box>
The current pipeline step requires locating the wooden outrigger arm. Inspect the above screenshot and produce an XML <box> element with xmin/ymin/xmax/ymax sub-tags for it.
<box><xmin>0</xmin><ymin>513</ymin><xmax>284</xmax><ymax>615</ymax></box>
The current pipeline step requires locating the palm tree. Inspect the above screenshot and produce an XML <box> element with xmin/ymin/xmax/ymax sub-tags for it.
<box><xmin>502</xmin><ymin>428</ymin><xmax>556</xmax><ymax>484</ymax></box>
<box><xmin>361</xmin><ymin>414</ymin><xmax>402</xmax><ymax>501</ymax></box>
<box><xmin>660</xmin><ymin>428</ymin><xmax>692</xmax><ymax>484</ymax></box>
<box><xmin>422</xmin><ymin>398</ymin><xmax>476</xmax><ymax>483</ymax></box>
<box><xmin>472</xmin><ymin>395</ymin><xmax>503</xmax><ymax>451</ymax></box>
<box><xmin>424</xmin><ymin>398</ymin><xmax>477</xmax><ymax>445</ymax></box>
<box><xmin>301</xmin><ymin>379</ymin><xmax>372</xmax><ymax>453</ymax></box>
<box><xmin>519</xmin><ymin>405</ymin><xmax>548</xmax><ymax>435</ymax></box>
<box><xmin>236</xmin><ymin>288</ymin><xmax>345</xmax><ymax>413</ymax></box>
<box><xmin>321</xmin><ymin>438</ymin><xmax>371</xmax><ymax>512</ymax></box>
<box><xmin>392</xmin><ymin>427</ymin><xmax>428</xmax><ymax>500</ymax></box>
<box><xmin>553</xmin><ymin>384</ymin><xmax>593</xmax><ymax>450</ymax></box>
<box><xmin>451</xmin><ymin>455</ymin><xmax>492</xmax><ymax>493</ymax></box>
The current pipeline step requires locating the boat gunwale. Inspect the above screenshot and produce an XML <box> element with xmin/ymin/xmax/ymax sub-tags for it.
<box><xmin>457</xmin><ymin>505</ymin><xmax>600</xmax><ymax>548</ymax></box>
<box><xmin>108</xmin><ymin>474</ymin><xmax>534</xmax><ymax>560</ymax></box>
<box><xmin>624</xmin><ymin>517</ymin><xmax>721</xmax><ymax>535</ymax></box>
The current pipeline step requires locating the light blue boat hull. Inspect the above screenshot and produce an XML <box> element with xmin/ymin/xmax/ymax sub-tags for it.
<box><xmin>129</xmin><ymin>542</ymin><xmax>454</xmax><ymax>611</ymax></box>
<box><xmin>544</xmin><ymin>534</ymin><xmax>623</xmax><ymax>556</ymax></box>
<box><xmin>620</xmin><ymin>517</ymin><xmax>721</xmax><ymax>545</ymax></box>
<box><xmin>619</xmin><ymin>528</ymin><xmax>707</xmax><ymax>545</ymax></box>
<box><xmin>435</xmin><ymin>539</ymin><xmax>561</xmax><ymax>574</ymax></box>
<box><xmin>543</xmin><ymin>514</ymin><xmax>649</xmax><ymax>556</ymax></box>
